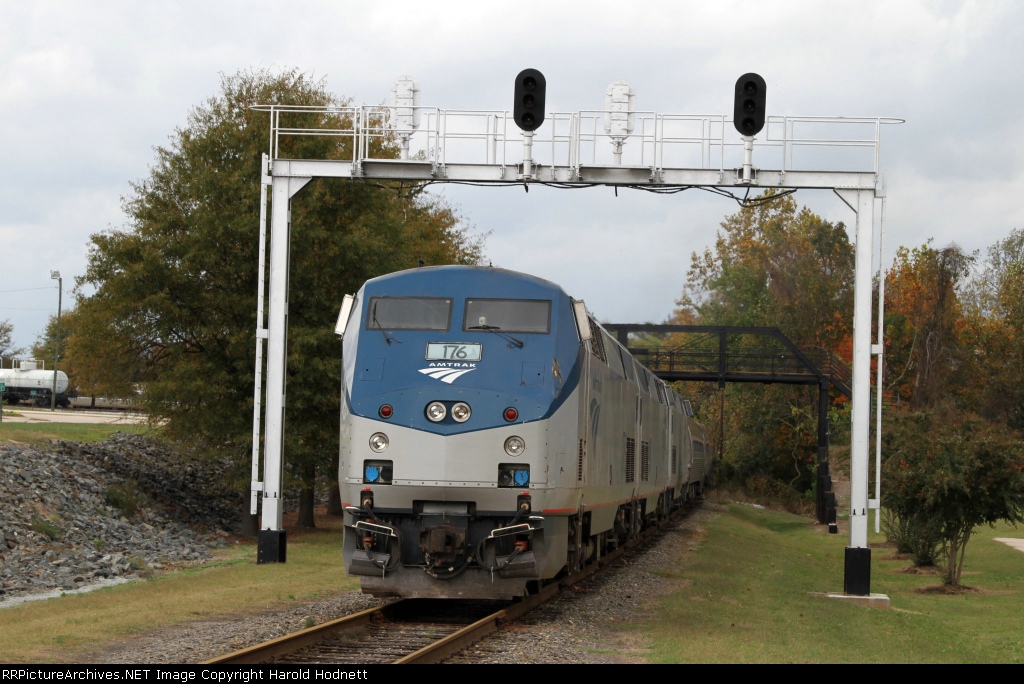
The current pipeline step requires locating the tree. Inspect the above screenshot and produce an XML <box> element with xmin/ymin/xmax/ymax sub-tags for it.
<box><xmin>960</xmin><ymin>229</ymin><xmax>1024</xmax><ymax>429</ymax></box>
<box><xmin>73</xmin><ymin>68</ymin><xmax>484</xmax><ymax>529</ymax></box>
<box><xmin>673</xmin><ymin>192</ymin><xmax>855</xmax><ymax>499</ymax></box>
<box><xmin>1</xmin><ymin>319</ymin><xmax>23</xmax><ymax>362</ymax></box>
<box><xmin>676</xmin><ymin>191</ymin><xmax>854</xmax><ymax>350</ymax></box>
<box><xmin>882</xmin><ymin>242</ymin><xmax>974</xmax><ymax>409</ymax></box>
<box><xmin>882</xmin><ymin>408</ymin><xmax>1024</xmax><ymax>586</ymax></box>
<box><xmin>32</xmin><ymin>308</ymin><xmax>77</xmax><ymax>394</ymax></box>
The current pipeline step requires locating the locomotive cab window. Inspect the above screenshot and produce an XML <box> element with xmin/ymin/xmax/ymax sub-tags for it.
<box><xmin>366</xmin><ymin>297</ymin><xmax>452</xmax><ymax>331</ymax></box>
<box><xmin>463</xmin><ymin>299</ymin><xmax>551</xmax><ymax>333</ymax></box>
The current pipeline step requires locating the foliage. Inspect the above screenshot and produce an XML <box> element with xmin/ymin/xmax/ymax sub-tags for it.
<box><xmin>31</xmin><ymin>308</ymin><xmax>77</xmax><ymax>394</ymax></box>
<box><xmin>71</xmin><ymin>69</ymin><xmax>485</xmax><ymax>513</ymax></box>
<box><xmin>0</xmin><ymin>319</ymin><xmax>23</xmax><ymax>361</ymax></box>
<box><xmin>882</xmin><ymin>242</ymin><xmax>974</xmax><ymax>409</ymax></box>
<box><xmin>881</xmin><ymin>408</ymin><xmax>1024</xmax><ymax>586</ymax></box>
<box><xmin>104</xmin><ymin>479</ymin><xmax>148</xmax><ymax>518</ymax></box>
<box><xmin>676</xmin><ymin>191</ymin><xmax>854</xmax><ymax>349</ymax></box>
<box><xmin>880</xmin><ymin>507</ymin><xmax>942</xmax><ymax>567</ymax></box>
<box><xmin>673</xmin><ymin>192</ymin><xmax>854</xmax><ymax>498</ymax></box>
<box><xmin>959</xmin><ymin>228</ymin><xmax>1024</xmax><ymax>429</ymax></box>
<box><xmin>30</xmin><ymin>517</ymin><xmax>63</xmax><ymax>541</ymax></box>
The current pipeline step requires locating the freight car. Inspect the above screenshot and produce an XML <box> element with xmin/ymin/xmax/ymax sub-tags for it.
<box><xmin>0</xmin><ymin>359</ymin><xmax>69</xmax><ymax>407</ymax></box>
<box><xmin>336</xmin><ymin>266</ymin><xmax>711</xmax><ymax>599</ymax></box>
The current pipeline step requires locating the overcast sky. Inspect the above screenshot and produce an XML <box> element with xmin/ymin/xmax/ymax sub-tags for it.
<box><xmin>2</xmin><ymin>0</ymin><xmax>1022</xmax><ymax>353</ymax></box>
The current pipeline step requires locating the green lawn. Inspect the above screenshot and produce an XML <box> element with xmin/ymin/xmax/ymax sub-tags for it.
<box><xmin>0</xmin><ymin>422</ymin><xmax>156</xmax><ymax>445</ymax></box>
<box><xmin>3</xmin><ymin>477</ymin><xmax>1021</xmax><ymax>663</ymax></box>
<box><xmin>641</xmin><ymin>503</ymin><xmax>1024</xmax><ymax>663</ymax></box>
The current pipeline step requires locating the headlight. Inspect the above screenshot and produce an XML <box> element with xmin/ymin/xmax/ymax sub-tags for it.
<box><xmin>426</xmin><ymin>401</ymin><xmax>447</xmax><ymax>422</ymax></box>
<box><xmin>451</xmin><ymin>402</ymin><xmax>471</xmax><ymax>423</ymax></box>
<box><xmin>504</xmin><ymin>435</ymin><xmax>526</xmax><ymax>456</ymax></box>
<box><xmin>369</xmin><ymin>432</ymin><xmax>389</xmax><ymax>453</ymax></box>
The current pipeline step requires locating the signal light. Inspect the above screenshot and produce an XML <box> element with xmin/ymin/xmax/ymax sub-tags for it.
<box><xmin>513</xmin><ymin>68</ymin><xmax>546</xmax><ymax>132</ymax></box>
<box><xmin>378</xmin><ymin>404</ymin><xmax>393</xmax><ymax>419</ymax></box>
<box><xmin>733</xmin><ymin>73</ymin><xmax>767</xmax><ymax>137</ymax></box>
<box><xmin>504</xmin><ymin>407</ymin><xmax>519</xmax><ymax>422</ymax></box>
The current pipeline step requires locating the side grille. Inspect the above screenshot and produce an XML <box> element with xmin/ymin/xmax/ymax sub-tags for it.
<box><xmin>625</xmin><ymin>437</ymin><xmax>636</xmax><ymax>483</ymax></box>
<box><xmin>588</xmin><ymin>316</ymin><xmax>607</xmax><ymax>363</ymax></box>
<box><xmin>577</xmin><ymin>439</ymin><xmax>585</xmax><ymax>482</ymax></box>
<box><xmin>641</xmin><ymin>441</ymin><xmax>650</xmax><ymax>481</ymax></box>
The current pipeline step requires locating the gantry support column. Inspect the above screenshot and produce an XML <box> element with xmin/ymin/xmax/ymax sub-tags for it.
<box><xmin>257</xmin><ymin>173</ymin><xmax>311</xmax><ymax>564</ymax></box>
<box><xmin>837</xmin><ymin>187</ymin><xmax>877</xmax><ymax>595</ymax></box>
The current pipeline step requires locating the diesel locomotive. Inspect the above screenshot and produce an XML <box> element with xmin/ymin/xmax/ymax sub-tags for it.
<box><xmin>336</xmin><ymin>265</ymin><xmax>711</xmax><ymax>599</ymax></box>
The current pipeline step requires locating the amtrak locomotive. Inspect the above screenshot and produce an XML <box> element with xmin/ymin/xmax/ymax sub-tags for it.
<box><xmin>336</xmin><ymin>266</ymin><xmax>710</xmax><ymax>599</ymax></box>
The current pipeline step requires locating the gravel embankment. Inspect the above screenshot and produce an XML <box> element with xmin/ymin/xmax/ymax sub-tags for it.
<box><xmin>1</xmin><ymin>433</ymin><xmax>242</xmax><ymax>603</ymax></box>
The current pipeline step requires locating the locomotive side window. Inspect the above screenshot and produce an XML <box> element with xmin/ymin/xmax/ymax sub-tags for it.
<box><xmin>463</xmin><ymin>299</ymin><xmax>551</xmax><ymax>333</ymax></box>
<box><xmin>366</xmin><ymin>297</ymin><xmax>452</xmax><ymax>331</ymax></box>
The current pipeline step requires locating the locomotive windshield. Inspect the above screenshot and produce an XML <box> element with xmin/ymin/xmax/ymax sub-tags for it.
<box><xmin>366</xmin><ymin>296</ymin><xmax>452</xmax><ymax>331</ymax></box>
<box><xmin>463</xmin><ymin>299</ymin><xmax>551</xmax><ymax>333</ymax></box>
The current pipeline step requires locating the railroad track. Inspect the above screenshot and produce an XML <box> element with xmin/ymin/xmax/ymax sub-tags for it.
<box><xmin>205</xmin><ymin>501</ymin><xmax>700</xmax><ymax>665</ymax></box>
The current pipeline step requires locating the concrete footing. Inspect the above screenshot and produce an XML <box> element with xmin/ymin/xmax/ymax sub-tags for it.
<box><xmin>811</xmin><ymin>592</ymin><xmax>891</xmax><ymax>609</ymax></box>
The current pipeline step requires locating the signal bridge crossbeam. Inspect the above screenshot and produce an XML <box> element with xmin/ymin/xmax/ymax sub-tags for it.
<box><xmin>250</xmin><ymin>102</ymin><xmax>900</xmax><ymax>601</ymax></box>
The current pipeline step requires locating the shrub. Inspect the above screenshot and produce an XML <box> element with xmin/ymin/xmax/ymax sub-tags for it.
<box><xmin>105</xmin><ymin>479</ymin><xmax>148</xmax><ymax>518</ymax></box>
<box><xmin>31</xmin><ymin>517</ymin><xmax>63</xmax><ymax>541</ymax></box>
<box><xmin>882</xmin><ymin>408</ymin><xmax>1024</xmax><ymax>586</ymax></box>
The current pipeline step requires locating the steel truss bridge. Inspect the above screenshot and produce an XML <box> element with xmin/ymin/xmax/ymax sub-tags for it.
<box><xmin>604</xmin><ymin>324</ymin><xmax>852</xmax><ymax>527</ymax></box>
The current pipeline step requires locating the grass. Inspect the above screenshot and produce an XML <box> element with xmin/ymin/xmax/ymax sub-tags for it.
<box><xmin>0</xmin><ymin>518</ymin><xmax>359</xmax><ymax>664</ymax></box>
<box><xmin>2</xmin><ymin>485</ymin><xmax>1021</xmax><ymax>663</ymax></box>
<box><xmin>0</xmin><ymin>422</ymin><xmax>156</xmax><ymax>445</ymax></box>
<box><xmin>639</xmin><ymin>500</ymin><xmax>1024</xmax><ymax>663</ymax></box>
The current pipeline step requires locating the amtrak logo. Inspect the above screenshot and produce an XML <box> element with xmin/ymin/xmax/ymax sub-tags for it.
<box><xmin>419</xmin><ymin>362</ymin><xmax>477</xmax><ymax>384</ymax></box>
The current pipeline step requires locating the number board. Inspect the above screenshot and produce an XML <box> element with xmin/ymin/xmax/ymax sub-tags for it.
<box><xmin>425</xmin><ymin>343</ymin><xmax>482</xmax><ymax>362</ymax></box>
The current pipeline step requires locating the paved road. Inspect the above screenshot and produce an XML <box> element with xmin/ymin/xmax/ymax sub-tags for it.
<box><xmin>1</xmin><ymin>407</ymin><xmax>150</xmax><ymax>425</ymax></box>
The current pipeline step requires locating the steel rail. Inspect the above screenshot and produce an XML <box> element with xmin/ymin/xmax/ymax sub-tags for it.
<box><xmin>205</xmin><ymin>502</ymin><xmax>691</xmax><ymax>665</ymax></box>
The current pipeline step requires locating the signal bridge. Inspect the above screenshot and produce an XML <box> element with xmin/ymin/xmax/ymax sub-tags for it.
<box><xmin>250</xmin><ymin>72</ymin><xmax>901</xmax><ymax>601</ymax></box>
<box><xmin>258</xmin><ymin>103</ymin><xmax>896</xmax><ymax>190</ymax></box>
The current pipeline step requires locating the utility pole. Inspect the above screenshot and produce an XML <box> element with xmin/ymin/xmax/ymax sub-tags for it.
<box><xmin>50</xmin><ymin>270</ymin><xmax>62</xmax><ymax>411</ymax></box>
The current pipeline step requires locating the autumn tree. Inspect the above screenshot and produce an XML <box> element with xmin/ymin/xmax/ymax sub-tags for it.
<box><xmin>73</xmin><ymin>68</ymin><xmax>484</xmax><ymax>529</ymax></box>
<box><xmin>673</xmin><ymin>192</ymin><xmax>855</xmax><ymax>498</ymax></box>
<box><xmin>677</xmin><ymin>191</ymin><xmax>854</xmax><ymax>349</ymax></box>
<box><xmin>882</xmin><ymin>242</ymin><xmax>974</xmax><ymax>409</ymax></box>
<box><xmin>959</xmin><ymin>228</ymin><xmax>1024</xmax><ymax>429</ymax></box>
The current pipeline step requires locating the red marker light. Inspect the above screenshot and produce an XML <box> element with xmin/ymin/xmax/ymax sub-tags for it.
<box><xmin>379</xmin><ymin>404</ymin><xmax>393</xmax><ymax>419</ymax></box>
<box><xmin>504</xmin><ymin>407</ymin><xmax>518</xmax><ymax>422</ymax></box>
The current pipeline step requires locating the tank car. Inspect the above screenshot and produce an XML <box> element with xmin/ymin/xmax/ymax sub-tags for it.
<box><xmin>336</xmin><ymin>265</ymin><xmax>710</xmax><ymax>599</ymax></box>
<box><xmin>0</xmin><ymin>360</ymin><xmax>70</xmax><ymax>407</ymax></box>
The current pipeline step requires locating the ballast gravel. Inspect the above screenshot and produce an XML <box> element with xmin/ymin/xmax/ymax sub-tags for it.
<box><xmin>2</xmin><ymin>432</ymin><xmax>719</xmax><ymax>664</ymax></box>
<box><xmin>74</xmin><ymin>506</ymin><xmax>718</xmax><ymax>665</ymax></box>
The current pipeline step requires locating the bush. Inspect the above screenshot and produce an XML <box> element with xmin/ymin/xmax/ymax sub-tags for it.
<box><xmin>105</xmin><ymin>479</ymin><xmax>148</xmax><ymax>518</ymax></box>
<box><xmin>31</xmin><ymin>517</ymin><xmax>63</xmax><ymax>541</ymax></box>
<box><xmin>882</xmin><ymin>408</ymin><xmax>1024</xmax><ymax>586</ymax></box>
<box><xmin>881</xmin><ymin>508</ymin><xmax>942</xmax><ymax>566</ymax></box>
